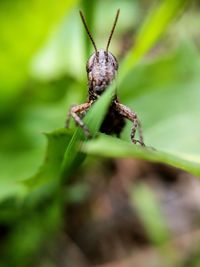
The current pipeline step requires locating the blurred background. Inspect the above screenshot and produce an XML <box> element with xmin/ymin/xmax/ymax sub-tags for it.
<box><xmin>1</xmin><ymin>0</ymin><xmax>200</xmax><ymax>266</ymax></box>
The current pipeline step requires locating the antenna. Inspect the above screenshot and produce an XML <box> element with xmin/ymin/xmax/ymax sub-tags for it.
<box><xmin>79</xmin><ymin>11</ymin><xmax>98</xmax><ymax>54</ymax></box>
<box><xmin>106</xmin><ymin>9</ymin><xmax>120</xmax><ymax>52</ymax></box>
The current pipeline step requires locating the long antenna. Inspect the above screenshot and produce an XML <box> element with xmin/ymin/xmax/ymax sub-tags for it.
<box><xmin>79</xmin><ymin>11</ymin><xmax>98</xmax><ymax>54</ymax></box>
<box><xmin>106</xmin><ymin>9</ymin><xmax>120</xmax><ymax>52</ymax></box>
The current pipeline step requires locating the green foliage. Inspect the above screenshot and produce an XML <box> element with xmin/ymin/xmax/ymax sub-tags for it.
<box><xmin>0</xmin><ymin>0</ymin><xmax>78</xmax><ymax>106</ymax></box>
<box><xmin>0</xmin><ymin>0</ymin><xmax>199</xmax><ymax>266</ymax></box>
<box><xmin>120</xmin><ymin>0</ymin><xmax>188</xmax><ymax>79</ymax></box>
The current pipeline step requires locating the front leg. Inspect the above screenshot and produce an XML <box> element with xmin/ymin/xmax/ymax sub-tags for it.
<box><xmin>114</xmin><ymin>101</ymin><xmax>145</xmax><ymax>146</ymax></box>
<box><xmin>66</xmin><ymin>101</ymin><xmax>93</xmax><ymax>137</ymax></box>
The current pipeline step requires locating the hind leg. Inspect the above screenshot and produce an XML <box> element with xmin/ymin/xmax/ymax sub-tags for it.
<box><xmin>114</xmin><ymin>101</ymin><xmax>145</xmax><ymax>146</ymax></box>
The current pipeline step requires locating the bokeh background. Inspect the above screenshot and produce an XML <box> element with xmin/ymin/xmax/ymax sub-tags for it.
<box><xmin>1</xmin><ymin>0</ymin><xmax>200</xmax><ymax>266</ymax></box>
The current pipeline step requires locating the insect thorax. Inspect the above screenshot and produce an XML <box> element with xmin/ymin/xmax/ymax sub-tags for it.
<box><xmin>87</xmin><ymin>49</ymin><xmax>118</xmax><ymax>95</ymax></box>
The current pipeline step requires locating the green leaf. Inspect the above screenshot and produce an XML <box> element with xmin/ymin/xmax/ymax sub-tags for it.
<box><xmin>0</xmin><ymin>129</ymin><xmax>73</xmax><ymax>203</ymax></box>
<box><xmin>120</xmin><ymin>0</ymin><xmax>188</xmax><ymax>81</ymax></box>
<box><xmin>81</xmin><ymin>0</ymin><xmax>96</xmax><ymax>58</ymax></box>
<box><xmin>61</xmin><ymin>83</ymin><xmax>116</xmax><ymax>179</ymax></box>
<box><xmin>82</xmin><ymin>134</ymin><xmax>200</xmax><ymax>177</ymax></box>
<box><xmin>121</xmin><ymin>42</ymin><xmax>200</xmax><ymax>175</ymax></box>
<box><xmin>23</xmin><ymin>129</ymin><xmax>73</xmax><ymax>189</ymax></box>
<box><xmin>131</xmin><ymin>184</ymin><xmax>170</xmax><ymax>245</ymax></box>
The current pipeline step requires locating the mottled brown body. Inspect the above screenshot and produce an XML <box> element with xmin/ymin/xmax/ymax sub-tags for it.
<box><xmin>100</xmin><ymin>100</ymin><xmax>125</xmax><ymax>136</ymax></box>
<box><xmin>87</xmin><ymin>49</ymin><xmax>126</xmax><ymax>137</ymax></box>
<box><xmin>66</xmin><ymin>10</ymin><xmax>144</xmax><ymax>146</ymax></box>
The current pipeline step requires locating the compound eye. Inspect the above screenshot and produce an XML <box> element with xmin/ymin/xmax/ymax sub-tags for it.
<box><xmin>86</xmin><ymin>63</ymin><xmax>89</xmax><ymax>73</ymax></box>
<box><xmin>86</xmin><ymin>55</ymin><xmax>95</xmax><ymax>72</ymax></box>
<box><xmin>112</xmin><ymin>55</ymin><xmax>118</xmax><ymax>70</ymax></box>
<box><xmin>86</xmin><ymin>62</ymin><xmax>92</xmax><ymax>73</ymax></box>
<box><xmin>114</xmin><ymin>60</ymin><xmax>118</xmax><ymax>70</ymax></box>
<box><xmin>111</xmin><ymin>59</ymin><xmax>118</xmax><ymax>70</ymax></box>
<box><xmin>108</xmin><ymin>53</ymin><xmax>118</xmax><ymax>70</ymax></box>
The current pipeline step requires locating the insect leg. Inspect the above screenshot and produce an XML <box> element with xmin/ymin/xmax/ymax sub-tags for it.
<box><xmin>66</xmin><ymin>102</ymin><xmax>93</xmax><ymax>137</ymax></box>
<box><xmin>114</xmin><ymin>101</ymin><xmax>145</xmax><ymax>146</ymax></box>
<box><xmin>137</xmin><ymin>120</ymin><xmax>144</xmax><ymax>145</ymax></box>
<box><xmin>65</xmin><ymin>104</ymin><xmax>75</xmax><ymax>128</ymax></box>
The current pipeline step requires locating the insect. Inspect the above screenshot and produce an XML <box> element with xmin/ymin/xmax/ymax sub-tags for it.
<box><xmin>66</xmin><ymin>9</ymin><xmax>145</xmax><ymax>146</ymax></box>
